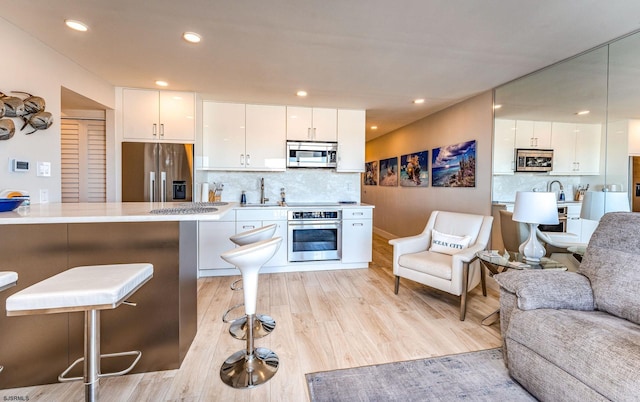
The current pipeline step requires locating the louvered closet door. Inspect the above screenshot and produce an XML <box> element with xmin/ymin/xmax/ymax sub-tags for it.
<box><xmin>61</xmin><ymin>119</ymin><xmax>106</xmax><ymax>202</ymax></box>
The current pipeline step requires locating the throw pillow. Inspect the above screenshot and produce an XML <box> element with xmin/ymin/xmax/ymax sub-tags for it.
<box><xmin>430</xmin><ymin>229</ymin><xmax>471</xmax><ymax>255</ymax></box>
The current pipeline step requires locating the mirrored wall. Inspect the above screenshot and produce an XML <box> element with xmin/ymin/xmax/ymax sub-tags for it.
<box><xmin>493</xmin><ymin>30</ymin><xmax>640</xmax><ymax>220</ymax></box>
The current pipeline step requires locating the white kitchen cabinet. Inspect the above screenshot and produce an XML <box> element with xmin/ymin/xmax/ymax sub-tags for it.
<box><xmin>286</xmin><ymin>106</ymin><xmax>337</xmax><ymax>142</ymax></box>
<box><xmin>341</xmin><ymin>208</ymin><xmax>373</xmax><ymax>263</ymax></box>
<box><xmin>493</xmin><ymin>119</ymin><xmax>516</xmax><ymax>174</ymax></box>
<box><xmin>551</xmin><ymin>122</ymin><xmax>601</xmax><ymax>175</ymax></box>
<box><xmin>514</xmin><ymin>120</ymin><xmax>551</xmax><ymax>149</ymax></box>
<box><xmin>336</xmin><ymin>109</ymin><xmax>365</xmax><ymax>172</ymax></box>
<box><xmin>202</xmin><ymin>102</ymin><xmax>286</xmax><ymax>170</ymax></box>
<box><xmin>122</xmin><ymin>88</ymin><xmax>195</xmax><ymax>142</ymax></box>
<box><xmin>198</xmin><ymin>220</ymin><xmax>236</xmax><ymax>270</ymax></box>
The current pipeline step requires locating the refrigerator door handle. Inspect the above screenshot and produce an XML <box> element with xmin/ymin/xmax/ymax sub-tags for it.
<box><xmin>161</xmin><ymin>171</ymin><xmax>167</xmax><ymax>202</ymax></box>
<box><xmin>149</xmin><ymin>171</ymin><xmax>156</xmax><ymax>202</ymax></box>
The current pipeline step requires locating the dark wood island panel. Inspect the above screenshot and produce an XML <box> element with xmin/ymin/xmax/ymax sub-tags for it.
<box><xmin>0</xmin><ymin>221</ymin><xmax>197</xmax><ymax>389</ymax></box>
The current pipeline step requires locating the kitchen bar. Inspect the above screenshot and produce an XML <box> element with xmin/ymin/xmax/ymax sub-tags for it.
<box><xmin>0</xmin><ymin>202</ymin><xmax>234</xmax><ymax>389</ymax></box>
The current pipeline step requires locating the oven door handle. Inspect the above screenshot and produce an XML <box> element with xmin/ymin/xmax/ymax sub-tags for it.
<box><xmin>288</xmin><ymin>220</ymin><xmax>341</xmax><ymax>226</ymax></box>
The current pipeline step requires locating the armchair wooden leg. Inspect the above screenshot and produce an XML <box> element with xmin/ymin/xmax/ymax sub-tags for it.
<box><xmin>460</xmin><ymin>262</ymin><xmax>469</xmax><ymax>321</ymax></box>
<box><xmin>394</xmin><ymin>276</ymin><xmax>400</xmax><ymax>294</ymax></box>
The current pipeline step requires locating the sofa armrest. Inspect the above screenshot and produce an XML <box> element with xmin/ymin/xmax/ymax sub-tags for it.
<box><xmin>494</xmin><ymin>270</ymin><xmax>595</xmax><ymax>311</ymax></box>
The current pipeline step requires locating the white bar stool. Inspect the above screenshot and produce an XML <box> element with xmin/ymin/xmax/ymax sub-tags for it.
<box><xmin>6</xmin><ymin>263</ymin><xmax>153</xmax><ymax>402</ymax></box>
<box><xmin>0</xmin><ymin>271</ymin><xmax>18</xmax><ymax>374</ymax></box>
<box><xmin>219</xmin><ymin>237</ymin><xmax>282</xmax><ymax>388</ymax></box>
<box><xmin>223</xmin><ymin>224</ymin><xmax>277</xmax><ymax>340</ymax></box>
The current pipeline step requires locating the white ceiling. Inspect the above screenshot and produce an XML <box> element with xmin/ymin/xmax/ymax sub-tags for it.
<box><xmin>2</xmin><ymin>0</ymin><xmax>640</xmax><ymax>140</ymax></box>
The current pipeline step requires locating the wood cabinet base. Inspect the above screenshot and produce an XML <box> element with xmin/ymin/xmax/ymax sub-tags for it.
<box><xmin>0</xmin><ymin>221</ymin><xmax>197</xmax><ymax>389</ymax></box>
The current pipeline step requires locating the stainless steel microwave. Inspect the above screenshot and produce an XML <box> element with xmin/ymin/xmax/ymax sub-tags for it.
<box><xmin>286</xmin><ymin>141</ymin><xmax>337</xmax><ymax>168</ymax></box>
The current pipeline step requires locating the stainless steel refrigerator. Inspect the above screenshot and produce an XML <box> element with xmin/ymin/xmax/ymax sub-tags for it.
<box><xmin>122</xmin><ymin>142</ymin><xmax>193</xmax><ymax>202</ymax></box>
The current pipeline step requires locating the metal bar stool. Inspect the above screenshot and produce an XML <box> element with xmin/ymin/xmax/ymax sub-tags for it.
<box><xmin>6</xmin><ymin>263</ymin><xmax>153</xmax><ymax>402</ymax></box>
<box><xmin>219</xmin><ymin>237</ymin><xmax>282</xmax><ymax>388</ymax></box>
<box><xmin>0</xmin><ymin>271</ymin><xmax>18</xmax><ymax>374</ymax></box>
<box><xmin>223</xmin><ymin>224</ymin><xmax>277</xmax><ymax>340</ymax></box>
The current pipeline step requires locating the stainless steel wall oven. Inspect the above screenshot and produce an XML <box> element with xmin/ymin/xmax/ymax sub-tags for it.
<box><xmin>287</xmin><ymin>210</ymin><xmax>341</xmax><ymax>262</ymax></box>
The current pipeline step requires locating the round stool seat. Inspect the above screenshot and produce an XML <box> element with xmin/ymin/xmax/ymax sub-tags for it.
<box><xmin>230</xmin><ymin>224</ymin><xmax>277</xmax><ymax>246</ymax></box>
<box><xmin>227</xmin><ymin>224</ymin><xmax>278</xmax><ymax>340</ymax></box>
<box><xmin>220</xmin><ymin>238</ymin><xmax>281</xmax><ymax>316</ymax></box>
<box><xmin>219</xmin><ymin>237</ymin><xmax>282</xmax><ymax>389</ymax></box>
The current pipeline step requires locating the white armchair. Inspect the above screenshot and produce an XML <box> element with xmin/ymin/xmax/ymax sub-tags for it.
<box><xmin>389</xmin><ymin>211</ymin><xmax>493</xmax><ymax>320</ymax></box>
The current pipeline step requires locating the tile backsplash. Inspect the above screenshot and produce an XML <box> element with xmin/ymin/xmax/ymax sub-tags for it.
<box><xmin>196</xmin><ymin>170</ymin><xmax>361</xmax><ymax>204</ymax></box>
<box><xmin>492</xmin><ymin>174</ymin><xmax>583</xmax><ymax>202</ymax></box>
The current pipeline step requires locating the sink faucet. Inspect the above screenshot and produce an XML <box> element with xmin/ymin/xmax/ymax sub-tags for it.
<box><xmin>547</xmin><ymin>180</ymin><xmax>565</xmax><ymax>200</ymax></box>
<box><xmin>260</xmin><ymin>178</ymin><xmax>269</xmax><ymax>204</ymax></box>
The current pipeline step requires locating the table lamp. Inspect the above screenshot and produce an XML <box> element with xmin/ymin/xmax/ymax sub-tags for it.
<box><xmin>512</xmin><ymin>191</ymin><xmax>559</xmax><ymax>263</ymax></box>
<box><xmin>580</xmin><ymin>191</ymin><xmax>630</xmax><ymax>221</ymax></box>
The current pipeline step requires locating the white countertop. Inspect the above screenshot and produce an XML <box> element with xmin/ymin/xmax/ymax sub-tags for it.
<box><xmin>0</xmin><ymin>202</ymin><xmax>374</xmax><ymax>225</ymax></box>
<box><xmin>0</xmin><ymin>202</ymin><xmax>236</xmax><ymax>224</ymax></box>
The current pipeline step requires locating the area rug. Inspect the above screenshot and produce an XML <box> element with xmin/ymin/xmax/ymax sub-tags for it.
<box><xmin>305</xmin><ymin>348</ymin><xmax>536</xmax><ymax>401</ymax></box>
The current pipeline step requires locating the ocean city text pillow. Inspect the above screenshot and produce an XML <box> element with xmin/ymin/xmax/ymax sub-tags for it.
<box><xmin>430</xmin><ymin>229</ymin><xmax>472</xmax><ymax>255</ymax></box>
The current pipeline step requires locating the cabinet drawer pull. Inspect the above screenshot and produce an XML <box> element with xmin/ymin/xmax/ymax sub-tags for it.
<box><xmin>353</xmin><ymin>212</ymin><xmax>364</xmax><ymax>216</ymax></box>
<box><xmin>242</xmin><ymin>225</ymin><xmax>256</xmax><ymax>229</ymax></box>
<box><xmin>240</xmin><ymin>154</ymin><xmax>245</xmax><ymax>165</ymax></box>
<box><xmin>246</xmin><ymin>154</ymin><xmax>251</xmax><ymax>166</ymax></box>
<box><xmin>352</xmin><ymin>223</ymin><xmax>364</xmax><ymax>227</ymax></box>
<box><xmin>153</xmin><ymin>123</ymin><xmax>157</xmax><ymax>136</ymax></box>
<box><xmin>160</xmin><ymin>123</ymin><xmax>165</xmax><ymax>136</ymax></box>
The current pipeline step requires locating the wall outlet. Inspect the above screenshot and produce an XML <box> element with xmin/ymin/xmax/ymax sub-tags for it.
<box><xmin>39</xmin><ymin>189</ymin><xmax>49</xmax><ymax>204</ymax></box>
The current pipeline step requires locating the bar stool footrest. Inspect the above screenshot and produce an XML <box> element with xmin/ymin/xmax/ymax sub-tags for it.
<box><xmin>230</xmin><ymin>278</ymin><xmax>243</xmax><ymax>291</ymax></box>
<box><xmin>222</xmin><ymin>303</ymin><xmax>245</xmax><ymax>323</ymax></box>
<box><xmin>58</xmin><ymin>350</ymin><xmax>142</xmax><ymax>382</ymax></box>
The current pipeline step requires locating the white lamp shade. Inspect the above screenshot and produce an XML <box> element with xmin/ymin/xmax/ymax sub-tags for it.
<box><xmin>580</xmin><ymin>191</ymin><xmax>630</xmax><ymax>221</ymax></box>
<box><xmin>512</xmin><ymin>192</ymin><xmax>559</xmax><ymax>225</ymax></box>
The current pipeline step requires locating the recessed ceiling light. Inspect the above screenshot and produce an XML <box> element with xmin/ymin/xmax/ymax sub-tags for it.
<box><xmin>296</xmin><ymin>90</ymin><xmax>308</xmax><ymax>97</ymax></box>
<box><xmin>155</xmin><ymin>80</ymin><xmax>169</xmax><ymax>87</ymax></box>
<box><xmin>576</xmin><ymin>110</ymin><xmax>590</xmax><ymax>115</ymax></box>
<box><xmin>413</xmin><ymin>98</ymin><xmax>425</xmax><ymax>104</ymax></box>
<box><xmin>493</xmin><ymin>104</ymin><xmax>502</xmax><ymax>109</ymax></box>
<box><xmin>65</xmin><ymin>19</ymin><xmax>88</xmax><ymax>32</ymax></box>
<box><xmin>370</xmin><ymin>125</ymin><xmax>378</xmax><ymax>130</ymax></box>
<box><xmin>182</xmin><ymin>32</ymin><xmax>201</xmax><ymax>44</ymax></box>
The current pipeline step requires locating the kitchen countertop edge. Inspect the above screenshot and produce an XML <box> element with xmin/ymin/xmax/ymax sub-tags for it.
<box><xmin>0</xmin><ymin>202</ymin><xmax>374</xmax><ymax>225</ymax></box>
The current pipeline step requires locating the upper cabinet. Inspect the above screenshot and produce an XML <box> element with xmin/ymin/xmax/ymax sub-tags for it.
<box><xmin>550</xmin><ymin>122</ymin><xmax>601</xmax><ymax>175</ymax></box>
<box><xmin>201</xmin><ymin>102</ymin><xmax>286</xmax><ymax>171</ymax></box>
<box><xmin>122</xmin><ymin>88</ymin><xmax>195</xmax><ymax>142</ymax></box>
<box><xmin>514</xmin><ymin>120</ymin><xmax>552</xmax><ymax>148</ymax></box>
<box><xmin>286</xmin><ymin>107</ymin><xmax>337</xmax><ymax>141</ymax></box>
<box><xmin>336</xmin><ymin>109</ymin><xmax>365</xmax><ymax>172</ymax></box>
<box><xmin>493</xmin><ymin>119</ymin><xmax>517</xmax><ymax>174</ymax></box>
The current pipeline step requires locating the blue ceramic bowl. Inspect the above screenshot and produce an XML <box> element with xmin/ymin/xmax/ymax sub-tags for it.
<box><xmin>0</xmin><ymin>198</ymin><xmax>25</xmax><ymax>212</ymax></box>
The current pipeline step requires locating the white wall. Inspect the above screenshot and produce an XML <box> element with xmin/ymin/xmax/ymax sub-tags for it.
<box><xmin>0</xmin><ymin>18</ymin><xmax>114</xmax><ymax>203</ymax></box>
<box><xmin>363</xmin><ymin>91</ymin><xmax>494</xmax><ymax>238</ymax></box>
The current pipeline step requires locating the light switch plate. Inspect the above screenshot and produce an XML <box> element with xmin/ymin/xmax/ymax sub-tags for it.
<box><xmin>37</xmin><ymin>161</ymin><xmax>51</xmax><ymax>177</ymax></box>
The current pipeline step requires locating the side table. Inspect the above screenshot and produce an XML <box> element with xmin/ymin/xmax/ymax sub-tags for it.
<box><xmin>476</xmin><ymin>251</ymin><xmax>566</xmax><ymax>325</ymax></box>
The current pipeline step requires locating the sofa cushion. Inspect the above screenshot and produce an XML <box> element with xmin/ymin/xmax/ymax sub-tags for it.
<box><xmin>398</xmin><ymin>250</ymin><xmax>452</xmax><ymax>280</ymax></box>
<box><xmin>506</xmin><ymin>308</ymin><xmax>640</xmax><ymax>401</ymax></box>
<box><xmin>429</xmin><ymin>229</ymin><xmax>471</xmax><ymax>255</ymax></box>
<box><xmin>578</xmin><ymin>212</ymin><xmax>640</xmax><ymax>325</ymax></box>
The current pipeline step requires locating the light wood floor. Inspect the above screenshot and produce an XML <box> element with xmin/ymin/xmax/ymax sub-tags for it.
<box><xmin>0</xmin><ymin>234</ymin><xmax>502</xmax><ymax>401</ymax></box>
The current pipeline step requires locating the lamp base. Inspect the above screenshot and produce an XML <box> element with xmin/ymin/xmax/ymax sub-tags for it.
<box><xmin>519</xmin><ymin>223</ymin><xmax>546</xmax><ymax>264</ymax></box>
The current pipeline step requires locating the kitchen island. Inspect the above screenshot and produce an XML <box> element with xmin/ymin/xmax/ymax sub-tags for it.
<box><xmin>0</xmin><ymin>202</ymin><xmax>234</xmax><ymax>389</ymax></box>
